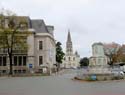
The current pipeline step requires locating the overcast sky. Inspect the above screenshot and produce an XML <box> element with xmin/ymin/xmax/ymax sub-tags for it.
<box><xmin>0</xmin><ymin>0</ymin><xmax>125</xmax><ymax>57</ymax></box>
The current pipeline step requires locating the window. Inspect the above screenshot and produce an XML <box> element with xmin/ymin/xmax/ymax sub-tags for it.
<box><xmin>0</xmin><ymin>56</ymin><xmax>6</xmax><ymax>66</ymax></box>
<box><xmin>23</xmin><ymin>56</ymin><xmax>27</xmax><ymax>66</ymax></box>
<box><xmin>19</xmin><ymin>21</ymin><xmax>28</xmax><ymax>30</ymax></box>
<box><xmin>18</xmin><ymin>70</ymin><xmax>22</xmax><ymax>74</ymax></box>
<box><xmin>19</xmin><ymin>56</ymin><xmax>22</xmax><ymax>66</ymax></box>
<box><xmin>20</xmin><ymin>24</ymin><xmax>26</xmax><ymax>29</ymax></box>
<box><xmin>22</xmin><ymin>70</ymin><xmax>26</xmax><ymax>73</ymax></box>
<box><xmin>3</xmin><ymin>56</ymin><xmax>6</xmax><ymax>66</ymax></box>
<box><xmin>73</xmin><ymin>57</ymin><xmax>75</xmax><ymax>61</ymax></box>
<box><xmin>14</xmin><ymin>70</ymin><xmax>17</xmax><ymax>74</ymax></box>
<box><xmin>95</xmin><ymin>48</ymin><xmax>97</xmax><ymax>54</ymax></box>
<box><xmin>2</xmin><ymin>70</ymin><xmax>6</xmax><ymax>74</ymax></box>
<box><xmin>98</xmin><ymin>58</ymin><xmax>101</xmax><ymax>65</ymax></box>
<box><xmin>70</xmin><ymin>48</ymin><xmax>72</xmax><ymax>52</ymax></box>
<box><xmin>39</xmin><ymin>56</ymin><xmax>43</xmax><ymax>65</ymax></box>
<box><xmin>14</xmin><ymin>56</ymin><xmax>17</xmax><ymax>66</ymax></box>
<box><xmin>69</xmin><ymin>57</ymin><xmax>70</xmax><ymax>61</ymax></box>
<box><xmin>39</xmin><ymin>41</ymin><xmax>43</xmax><ymax>50</ymax></box>
<box><xmin>0</xmin><ymin>57</ymin><xmax>2</xmax><ymax>66</ymax></box>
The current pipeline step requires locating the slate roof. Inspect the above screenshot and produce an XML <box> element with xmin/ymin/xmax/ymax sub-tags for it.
<box><xmin>31</xmin><ymin>19</ymin><xmax>49</xmax><ymax>33</ymax></box>
<box><xmin>4</xmin><ymin>16</ymin><xmax>32</xmax><ymax>28</ymax></box>
<box><xmin>3</xmin><ymin>16</ymin><xmax>52</xmax><ymax>33</ymax></box>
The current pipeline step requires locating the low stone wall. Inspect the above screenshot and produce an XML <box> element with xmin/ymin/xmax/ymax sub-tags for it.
<box><xmin>11</xmin><ymin>73</ymin><xmax>49</xmax><ymax>77</ymax></box>
<box><xmin>75</xmin><ymin>73</ymin><xmax>124</xmax><ymax>81</ymax></box>
<box><xmin>95</xmin><ymin>74</ymin><xmax>113</xmax><ymax>80</ymax></box>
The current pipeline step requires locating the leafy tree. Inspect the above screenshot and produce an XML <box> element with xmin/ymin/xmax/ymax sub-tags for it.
<box><xmin>104</xmin><ymin>42</ymin><xmax>120</xmax><ymax>65</ymax></box>
<box><xmin>80</xmin><ymin>57</ymin><xmax>89</xmax><ymax>67</ymax></box>
<box><xmin>114</xmin><ymin>46</ymin><xmax>125</xmax><ymax>63</ymax></box>
<box><xmin>0</xmin><ymin>9</ymin><xmax>29</xmax><ymax>75</ymax></box>
<box><xmin>105</xmin><ymin>52</ymin><xmax>115</xmax><ymax>65</ymax></box>
<box><xmin>56</xmin><ymin>42</ymin><xmax>65</xmax><ymax>71</ymax></box>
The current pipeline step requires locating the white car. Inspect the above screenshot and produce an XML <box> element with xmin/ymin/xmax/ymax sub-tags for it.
<box><xmin>112</xmin><ymin>69</ymin><xmax>124</xmax><ymax>79</ymax></box>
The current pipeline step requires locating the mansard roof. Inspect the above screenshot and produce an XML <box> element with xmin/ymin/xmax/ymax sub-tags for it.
<box><xmin>31</xmin><ymin>19</ymin><xmax>49</xmax><ymax>33</ymax></box>
<box><xmin>3</xmin><ymin>16</ymin><xmax>32</xmax><ymax>28</ymax></box>
<box><xmin>2</xmin><ymin>16</ymin><xmax>53</xmax><ymax>34</ymax></box>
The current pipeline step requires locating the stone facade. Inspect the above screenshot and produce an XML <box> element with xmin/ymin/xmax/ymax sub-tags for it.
<box><xmin>0</xmin><ymin>16</ymin><xmax>56</xmax><ymax>74</ymax></box>
<box><xmin>61</xmin><ymin>31</ymin><xmax>80</xmax><ymax>69</ymax></box>
<box><xmin>89</xmin><ymin>43</ymin><xmax>108</xmax><ymax>66</ymax></box>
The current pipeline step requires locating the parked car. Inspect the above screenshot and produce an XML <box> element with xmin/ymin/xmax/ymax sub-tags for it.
<box><xmin>111</xmin><ymin>68</ymin><xmax>124</xmax><ymax>79</ymax></box>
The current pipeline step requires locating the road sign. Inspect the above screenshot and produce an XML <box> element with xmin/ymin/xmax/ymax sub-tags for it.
<box><xmin>91</xmin><ymin>74</ymin><xmax>97</xmax><ymax>80</ymax></box>
<box><xmin>29</xmin><ymin>64</ymin><xmax>33</xmax><ymax>69</ymax></box>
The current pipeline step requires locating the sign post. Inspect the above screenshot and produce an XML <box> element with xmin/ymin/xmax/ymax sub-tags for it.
<box><xmin>29</xmin><ymin>64</ymin><xmax>33</xmax><ymax>73</ymax></box>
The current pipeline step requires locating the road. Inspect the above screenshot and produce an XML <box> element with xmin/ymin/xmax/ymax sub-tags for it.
<box><xmin>0</xmin><ymin>69</ymin><xmax>125</xmax><ymax>95</ymax></box>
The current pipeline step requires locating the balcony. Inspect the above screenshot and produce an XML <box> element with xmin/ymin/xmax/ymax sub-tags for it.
<box><xmin>0</xmin><ymin>49</ymin><xmax>27</xmax><ymax>54</ymax></box>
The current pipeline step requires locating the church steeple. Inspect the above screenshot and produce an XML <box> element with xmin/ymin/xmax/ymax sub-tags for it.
<box><xmin>66</xmin><ymin>29</ymin><xmax>73</xmax><ymax>55</ymax></box>
<box><xmin>67</xmin><ymin>30</ymin><xmax>72</xmax><ymax>42</ymax></box>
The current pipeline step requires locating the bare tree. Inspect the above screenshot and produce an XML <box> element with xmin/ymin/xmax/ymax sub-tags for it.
<box><xmin>103</xmin><ymin>42</ymin><xmax>120</xmax><ymax>65</ymax></box>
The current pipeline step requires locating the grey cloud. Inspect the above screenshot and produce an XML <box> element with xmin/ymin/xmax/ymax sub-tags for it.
<box><xmin>1</xmin><ymin>0</ymin><xmax>125</xmax><ymax>57</ymax></box>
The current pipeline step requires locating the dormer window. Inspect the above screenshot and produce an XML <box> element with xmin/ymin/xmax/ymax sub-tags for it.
<box><xmin>19</xmin><ymin>21</ymin><xmax>28</xmax><ymax>30</ymax></box>
<box><xmin>20</xmin><ymin>23</ymin><xmax>26</xmax><ymax>28</ymax></box>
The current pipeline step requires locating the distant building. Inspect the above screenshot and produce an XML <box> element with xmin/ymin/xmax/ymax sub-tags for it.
<box><xmin>89</xmin><ymin>42</ymin><xmax>122</xmax><ymax>66</ymax></box>
<box><xmin>61</xmin><ymin>30</ymin><xmax>80</xmax><ymax>68</ymax></box>
<box><xmin>89</xmin><ymin>42</ymin><xmax>108</xmax><ymax>66</ymax></box>
<box><xmin>0</xmin><ymin>16</ymin><xmax>56</xmax><ymax>75</ymax></box>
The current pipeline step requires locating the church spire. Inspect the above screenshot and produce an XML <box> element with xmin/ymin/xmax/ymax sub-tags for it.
<box><xmin>66</xmin><ymin>29</ymin><xmax>73</xmax><ymax>55</ymax></box>
<box><xmin>67</xmin><ymin>29</ymin><xmax>72</xmax><ymax>43</ymax></box>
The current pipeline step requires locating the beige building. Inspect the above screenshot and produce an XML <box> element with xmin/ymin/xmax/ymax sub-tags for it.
<box><xmin>89</xmin><ymin>43</ymin><xmax>108</xmax><ymax>66</ymax></box>
<box><xmin>89</xmin><ymin>42</ymin><xmax>120</xmax><ymax>67</ymax></box>
<box><xmin>61</xmin><ymin>31</ymin><xmax>80</xmax><ymax>69</ymax></box>
<box><xmin>89</xmin><ymin>42</ymin><xmax>124</xmax><ymax>74</ymax></box>
<box><xmin>0</xmin><ymin>16</ymin><xmax>56</xmax><ymax>74</ymax></box>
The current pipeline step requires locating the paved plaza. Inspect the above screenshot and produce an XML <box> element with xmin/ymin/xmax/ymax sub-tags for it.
<box><xmin>0</xmin><ymin>70</ymin><xmax>125</xmax><ymax>95</ymax></box>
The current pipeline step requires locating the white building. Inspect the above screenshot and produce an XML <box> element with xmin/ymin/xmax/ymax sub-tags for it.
<box><xmin>61</xmin><ymin>31</ymin><xmax>80</xmax><ymax>69</ymax></box>
<box><xmin>89</xmin><ymin>43</ymin><xmax>108</xmax><ymax>66</ymax></box>
<box><xmin>0</xmin><ymin>16</ymin><xmax>56</xmax><ymax>74</ymax></box>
